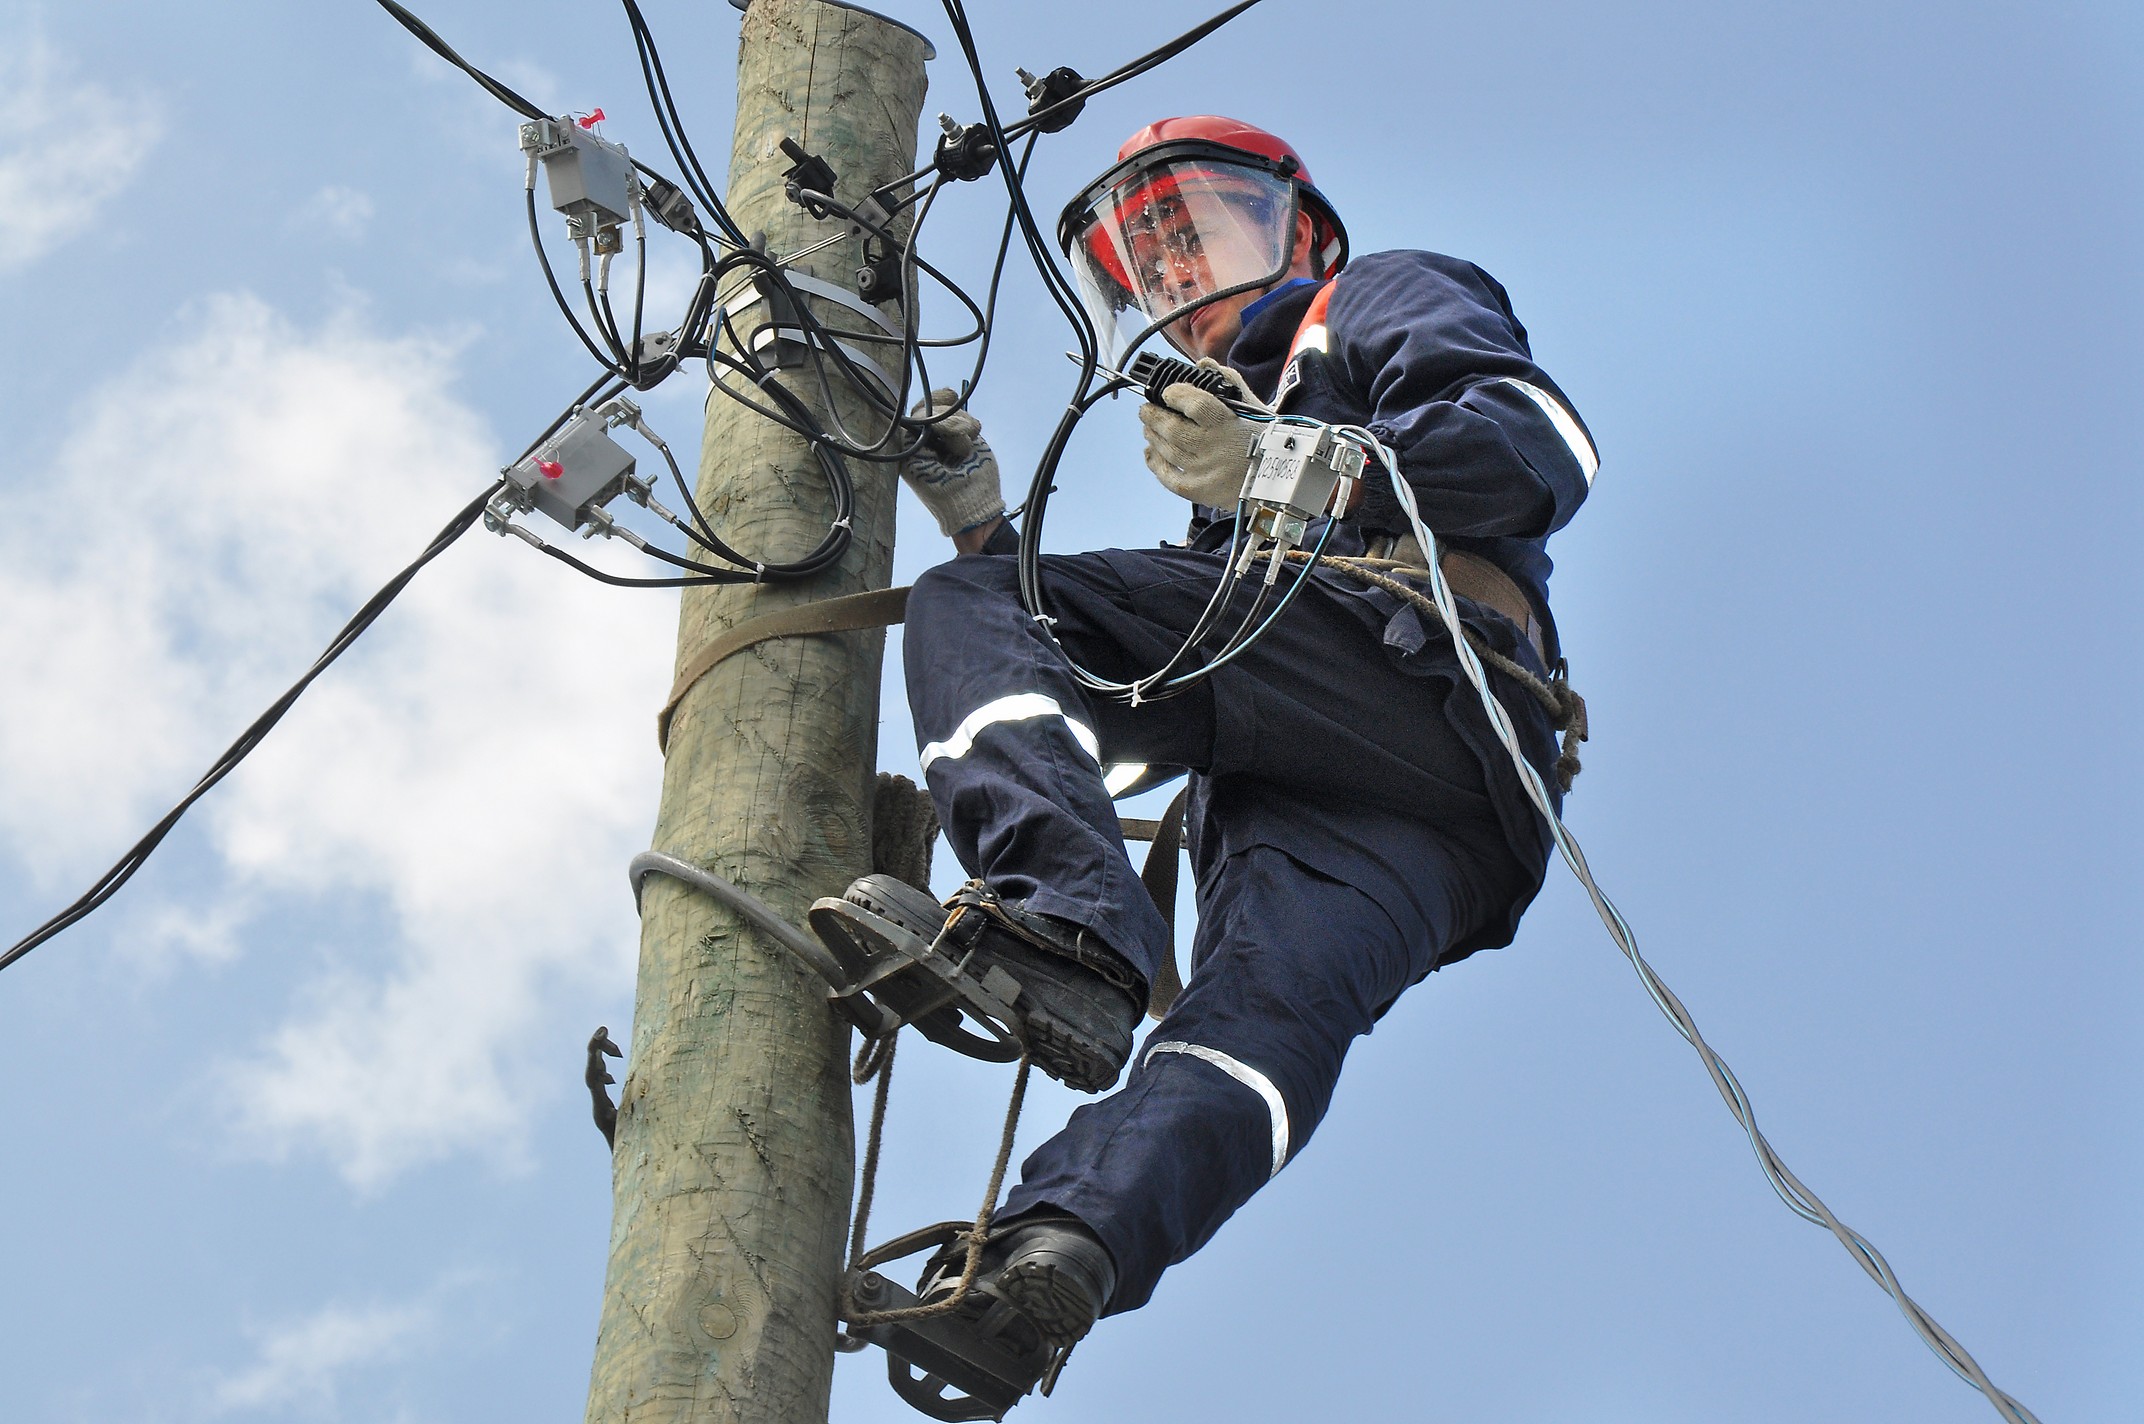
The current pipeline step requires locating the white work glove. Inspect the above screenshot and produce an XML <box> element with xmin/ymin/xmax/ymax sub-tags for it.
<box><xmin>1137</xmin><ymin>358</ymin><xmax>1266</xmax><ymax>507</ymax></box>
<box><xmin>901</xmin><ymin>388</ymin><xmax>1006</xmax><ymax>538</ymax></box>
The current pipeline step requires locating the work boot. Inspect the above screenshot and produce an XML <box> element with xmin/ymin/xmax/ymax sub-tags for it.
<box><xmin>839</xmin><ymin>876</ymin><xmax>1144</xmax><ymax>1092</ymax></box>
<box><xmin>915</xmin><ymin>1213</ymin><xmax>1117</xmax><ymax>1394</ymax></box>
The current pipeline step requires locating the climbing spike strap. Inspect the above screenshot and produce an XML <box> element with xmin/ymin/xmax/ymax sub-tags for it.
<box><xmin>657</xmin><ymin>585</ymin><xmax>911</xmax><ymax>751</ymax></box>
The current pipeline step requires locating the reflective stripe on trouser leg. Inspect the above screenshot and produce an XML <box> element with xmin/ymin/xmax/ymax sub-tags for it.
<box><xmin>899</xmin><ymin>556</ymin><xmax>1176</xmax><ymax>980</ymax></box>
<box><xmin>1144</xmin><ymin>1041</ymin><xmax>1290</xmax><ymax>1178</ymax></box>
<box><xmin>1002</xmin><ymin>841</ymin><xmax>1505</xmax><ymax>1315</ymax></box>
<box><xmin>919</xmin><ymin>692</ymin><xmax>1101</xmax><ymax>772</ymax></box>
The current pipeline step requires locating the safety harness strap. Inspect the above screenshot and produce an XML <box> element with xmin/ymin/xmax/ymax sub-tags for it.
<box><xmin>658</xmin><ymin>585</ymin><xmax>912</xmax><ymax>752</ymax></box>
<box><xmin>1361</xmin><ymin>540</ymin><xmax>1548</xmax><ymax>663</ymax></box>
<box><xmin>1138</xmin><ymin>787</ymin><xmax>1190</xmax><ymax>1019</ymax></box>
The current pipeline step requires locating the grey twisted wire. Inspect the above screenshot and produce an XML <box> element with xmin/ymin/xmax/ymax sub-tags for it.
<box><xmin>1339</xmin><ymin>427</ymin><xmax>2042</xmax><ymax>1424</ymax></box>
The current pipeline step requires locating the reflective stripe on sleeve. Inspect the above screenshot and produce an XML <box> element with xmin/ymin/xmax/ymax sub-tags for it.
<box><xmin>1144</xmin><ymin>1040</ymin><xmax>1291</xmax><ymax>1178</ymax></box>
<box><xmin>1498</xmin><ymin>377</ymin><xmax>1600</xmax><ymax>486</ymax></box>
<box><xmin>919</xmin><ymin>692</ymin><xmax>1101</xmax><ymax>772</ymax></box>
<box><xmin>1102</xmin><ymin>762</ymin><xmax>1148</xmax><ymax>797</ymax></box>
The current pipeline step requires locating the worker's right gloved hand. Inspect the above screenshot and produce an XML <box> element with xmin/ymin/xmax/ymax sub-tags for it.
<box><xmin>901</xmin><ymin>388</ymin><xmax>1006</xmax><ymax>538</ymax></box>
<box><xmin>1138</xmin><ymin>358</ymin><xmax>1265</xmax><ymax>508</ymax></box>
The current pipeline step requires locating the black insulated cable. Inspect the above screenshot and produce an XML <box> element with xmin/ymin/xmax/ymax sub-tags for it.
<box><xmin>1005</xmin><ymin>0</ymin><xmax>1266</xmax><ymax>142</ymax></box>
<box><xmin>0</xmin><ymin>484</ymin><xmax>501</xmax><ymax>973</ymax></box>
<box><xmin>881</xmin><ymin>0</ymin><xmax>1266</xmax><ymax>194</ymax></box>
<box><xmin>935</xmin><ymin>0</ymin><xmax>1321</xmax><ymax>703</ymax></box>
<box><xmin>619</xmin><ymin>0</ymin><xmax>750</xmax><ymax>247</ymax></box>
<box><xmin>373</xmin><ymin>0</ymin><xmax>547</xmax><ymax>120</ymax></box>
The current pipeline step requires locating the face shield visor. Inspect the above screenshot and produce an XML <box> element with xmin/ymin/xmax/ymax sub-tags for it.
<box><xmin>1059</xmin><ymin>147</ymin><xmax>1302</xmax><ymax>360</ymax></box>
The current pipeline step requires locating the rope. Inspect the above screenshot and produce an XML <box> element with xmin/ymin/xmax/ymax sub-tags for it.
<box><xmin>842</xmin><ymin>1053</ymin><xmax>1032</xmax><ymax>1329</ymax></box>
<box><xmin>847</xmin><ymin>1031</ymin><xmax>899</xmax><ymax>1267</ymax></box>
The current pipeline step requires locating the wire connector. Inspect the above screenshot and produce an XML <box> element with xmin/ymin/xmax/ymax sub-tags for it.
<box><xmin>641</xmin><ymin>175</ymin><xmax>699</xmax><ymax>236</ymax></box>
<box><xmin>932</xmin><ymin>113</ymin><xmax>998</xmax><ymax>183</ymax></box>
<box><xmin>779</xmin><ymin>136</ymin><xmax>839</xmax><ymax>218</ymax></box>
<box><xmin>520</xmin><ymin>116</ymin><xmax>636</xmax><ymax>234</ymax></box>
<box><xmin>1016</xmin><ymin>66</ymin><xmax>1086</xmax><ymax>133</ymax></box>
<box><xmin>499</xmin><ymin>400</ymin><xmax>649</xmax><ymax>534</ymax></box>
<box><xmin>1235</xmin><ymin>420</ymin><xmax>1366</xmax><ymax>572</ymax></box>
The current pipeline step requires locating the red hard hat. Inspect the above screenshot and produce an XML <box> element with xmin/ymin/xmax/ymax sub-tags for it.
<box><xmin>1057</xmin><ymin>115</ymin><xmax>1350</xmax><ymax>355</ymax></box>
<box><xmin>1108</xmin><ymin>116</ymin><xmax>1346</xmax><ymax>273</ymax></box>
<box><xmin>1116</xmin><ymin>116</ymin><xmax>1310</xmax><ymax>177</ymax></box>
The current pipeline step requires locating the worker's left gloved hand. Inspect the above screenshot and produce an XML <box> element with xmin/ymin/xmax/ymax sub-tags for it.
<box><xmin>901</xmin><ymin>388</ymin><xmax>1006</xmax><ymax>538</ymax></box>
<box><xmin>1138</xmin><ymin>358</ymin><xmax>1265</xmax><ymax>507</ymax></box>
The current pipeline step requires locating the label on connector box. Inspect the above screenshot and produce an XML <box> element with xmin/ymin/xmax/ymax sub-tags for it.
<box><xmin>1244</xmin><ymin>427</ymin><xmax>1337</xmax><ymax>518</ymax></box>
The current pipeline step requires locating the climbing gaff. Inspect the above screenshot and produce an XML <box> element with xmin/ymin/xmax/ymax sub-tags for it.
<box><xmin>626</xmin><ymin>852</ymin><xmax>1025</xmax><ymax>1060</ymax></box>
<box><xmin>807</xmin><ymin>879</ymin><xmax>1026</xmax><ymax>1064</ymax></box>
<box><xmin>840</xmin><ymin>1222</ymin><xmax>1058</xmax><ymax>1424</ymax></box>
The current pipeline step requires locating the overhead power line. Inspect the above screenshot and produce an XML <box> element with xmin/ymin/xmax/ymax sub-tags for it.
<box><xmin>0</xmin><ymin>483</ymin><xmax>499</xmax><ymax>973</ymax></box>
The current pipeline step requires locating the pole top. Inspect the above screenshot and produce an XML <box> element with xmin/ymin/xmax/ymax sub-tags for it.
<box><xmin>729</xmin><ymin>0</ymin><xmax>938</xmax><ymax>59</ymax></box>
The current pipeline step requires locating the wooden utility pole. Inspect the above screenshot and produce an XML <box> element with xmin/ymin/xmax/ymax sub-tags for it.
<box><xmin>585</xmin><ymin>3</ymin><xmax>927</xmax><ymax>1420</ymax></box>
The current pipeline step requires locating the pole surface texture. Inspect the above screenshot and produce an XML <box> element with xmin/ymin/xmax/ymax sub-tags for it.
<box><xmin>586</xmin><ymin>4</ymin><xmax>926</xmax><ymax>1420</ymax></box>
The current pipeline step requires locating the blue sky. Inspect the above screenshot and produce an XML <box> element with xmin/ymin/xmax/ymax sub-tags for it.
<box><xmin>0</xmin><ymin>1</ymin><xmax>2137</xmax><ymax>1421</ymax></box>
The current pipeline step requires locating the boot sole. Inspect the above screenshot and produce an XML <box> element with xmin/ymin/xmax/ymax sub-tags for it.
<box><xmin>1018</xmin><ymin>1002</ymin><xmax>1128</xmax><ymax>1094</ymax></box>
<box><xmin>995</xmin><ymin>1257</ymin><xmax>1100</xmax><ymax>1348</ymax></box>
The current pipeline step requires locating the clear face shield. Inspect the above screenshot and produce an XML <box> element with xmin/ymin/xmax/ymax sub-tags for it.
<box><xmin>1060</xmin><ymin>150</ymin><xmax>1302</xmax><ymax>362</ymax></box>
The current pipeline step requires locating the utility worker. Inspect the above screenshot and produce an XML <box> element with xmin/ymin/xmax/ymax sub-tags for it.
<box><xmin>862</xmin><ymin>114</ymin><xmax>1597</xmax><ymax>1404</ymax></box>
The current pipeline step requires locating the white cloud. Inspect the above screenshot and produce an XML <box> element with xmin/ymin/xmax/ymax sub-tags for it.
<box><xmin>296</xmin><ymin>185</ymin><xmax>376</xmax><ymax>240</ymax></box>
<box><xmin>209</xmin><ymin>1296</ymin><xmax>432</xmax><ymax>1415</ymax></box>
<box><xmin>0</xmin><ymin>35</ymin><xmax>162</xmax><ymax>269</ymax></box>
<box><xmin>0</xmin><ymin>292</ymin><xmax>670</xmax><ymax>1186</ymax></box>
<box><xmin>132</xmin><ymin>899</ymin><xmax>255</xmax><ymax>973</ymax></box>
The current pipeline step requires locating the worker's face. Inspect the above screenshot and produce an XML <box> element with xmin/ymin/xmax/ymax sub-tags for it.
<box><xmin>1064</xmin><ymin>159</ymin><xmax>1314</xmax><ymax>363</ymax></box>
<box><xmin>1126</xmin><ymin>205</ymin><xmax>1316</xmax><ymax>359</ymax></box>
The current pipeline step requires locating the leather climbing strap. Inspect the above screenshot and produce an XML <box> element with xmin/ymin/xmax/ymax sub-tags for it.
<box><xmin>1436</xmin><ymin>548</ymin><xmax>1548</xmax><ymax>664</ymax></box>
<box><xmin>657</xmin><ymin>585</ymin><xmax>911</xmax><ymax>752</ymax></box>
<box><xmin>1362</xmin><ymin>536</ymin><xmax>1547</xmax><ymax>664</ymax></box>
<box><xmin>1138</xmin><ymin>786</ymin><xmax>1190</xmax><ymax>1019</ymax></box>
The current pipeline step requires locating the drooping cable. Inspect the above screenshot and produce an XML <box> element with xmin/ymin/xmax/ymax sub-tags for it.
<box><xmin>618</xmin><ymin>0</ymin><xmax>749</xmax><ymax>247</ymax></box>
<box><xmin>1</xmin><ymin>483</ymin><xmax>501</xmax><ymax>973</ymax></box>
<box><xmin>1351</xmin><ymin>431</ymin><xmax>2043</xmax><ymax>1424</ymax></box>
<box><xmin>373</xmin><ymin>0</ymin><xmax>547</xmax><ymax>121</ymax></box>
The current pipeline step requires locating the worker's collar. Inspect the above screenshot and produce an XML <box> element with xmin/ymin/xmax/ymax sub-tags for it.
<box><xmin>1237</xmin><ymin>277</ymin><xmax>1322</xmax><ymax>327</ymax></box>
<box><xmin>1224</xmin><ymin>277</ymin><xmax>1326</xmax><ymax>400</ymax></box>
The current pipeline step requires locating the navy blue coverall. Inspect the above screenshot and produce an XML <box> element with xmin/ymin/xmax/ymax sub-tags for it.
<box><xmin>903</xmin><ymin>250</ymin><xmax>1598</xmax><ymax>1313</ymax></box>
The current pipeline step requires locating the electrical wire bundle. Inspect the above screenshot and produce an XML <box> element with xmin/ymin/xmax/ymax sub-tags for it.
<box><xmin>3</xmin><ymin>0</ymin><xmax>1273</xmax><ymax>966</ymax></box>
<box><xmin>0</xmin><ymin>7</ymin><xmax>2054</xmax><ymax>1422</ymax></box>
<box><xmin>414</xmin><ymin>0</ymin><xmax>1283</xmax><ymax>640</ymax></box>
